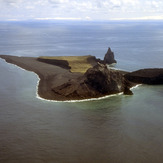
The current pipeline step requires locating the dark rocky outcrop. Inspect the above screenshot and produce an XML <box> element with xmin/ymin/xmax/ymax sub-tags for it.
<box><xmin>124</xmin><ymin>68</ymin><xmax>163</xmax><ymax>85</ymax></box>
<box><xmin>84</xmin><ymin>63</ymin><xmax>124</xmax><ymax>94</ymax></box>
<box><xmin>123</xmin><ymin>78</ymin><xmax>134</xmax><ymax>95</ymax></box>
<box><xmin>104</xmin><ymin>47</ymin><xmax>117</xmax><ymax>64</ymax></box>
<box><xmin>52</xmin><ymin>63</ymin><xmax>131</xmax><ymax>99</ymax></box>
<box><xmin>123</xmin><ymin>86</ymin><xmax>134</xmax><ymax>95</ymax></box>
<box><xmin>1</xmin><ymin>49</ymin><xmax>163</xmax><ymax>101</ymax></box>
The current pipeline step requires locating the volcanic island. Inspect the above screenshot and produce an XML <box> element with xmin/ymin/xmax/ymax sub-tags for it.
<box><xmin>0</xmin><ymin>48</ymin><xmax>163</xmax><ymax>101</ymax></box>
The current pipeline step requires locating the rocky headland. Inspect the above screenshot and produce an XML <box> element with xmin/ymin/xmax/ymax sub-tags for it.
<box><xmin>51</xmin><ymin>63</ymin><xmax>132</xmax><ymax>99</ymax></box>
<box><xmin>0</xmin><ymin>47</ymin><xmax>162</xmax><ymax>101</ymax></box>
<box><xmin>125</xmin><ymin>68</ymin><xmax>163</xmax><ymax>85</ymax></box>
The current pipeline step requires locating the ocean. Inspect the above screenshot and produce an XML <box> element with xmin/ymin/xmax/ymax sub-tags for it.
<box><xmin>0</xmin><ymin>20</ymin><xmax>163</xmax><ymax>163</ymax></box>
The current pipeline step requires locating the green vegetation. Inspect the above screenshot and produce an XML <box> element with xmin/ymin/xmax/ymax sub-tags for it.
<box><xmin>39</xmin><ymin>56</ymin><xmax>93</xmax><ymax>73</ymax></box>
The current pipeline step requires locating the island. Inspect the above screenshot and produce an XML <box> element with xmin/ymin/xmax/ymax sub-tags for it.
<box><xmin>0</xmin><ymin>47</ymin><xmax>163</xmax><ymax>101</ymax></box>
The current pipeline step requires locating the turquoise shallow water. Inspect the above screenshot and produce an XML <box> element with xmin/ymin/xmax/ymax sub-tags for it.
<box><xmin>0</xmin><ymin>21</ymin><xmax>163</xmax><ymax>163</ymax></box>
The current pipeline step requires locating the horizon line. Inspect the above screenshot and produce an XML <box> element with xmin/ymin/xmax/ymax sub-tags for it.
<box><xmin>2</xmin><ymin>16</ymin><xmax>163</xmax><ymax>22</ymax></box>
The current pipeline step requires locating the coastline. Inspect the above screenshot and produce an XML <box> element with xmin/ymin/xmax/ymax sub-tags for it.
<box><xmin>1</xmin><ymin>54</ymin><xmax>161</xmax><ymax>102</ymax></box>
<box><xmin>5</xmin><ymin>60</ymin><xmax>141</xmax><ymax>103</ymax></box>
<box><xmin>0</xmin><ymin>55</ymin><xmax>85</xmax><ymax>101</ymax></box>
<box><xmin>0</xmin><ymin>55</ymin><xmax>129</xmax><ymax>102</ymax></box>
<box><xmin>35</xmin><ymin>74</ymin><xmax>141</xmax><ymax>103</ymax></box>
<box><xmin>0</xmin><ymin>55</ymin><xmax>141</xmax><ymax>103</ymax></box>
<box><xmin>1</xmin><ymin>58</ymin><xmax>126</xmax><ymax>102</ymax></box>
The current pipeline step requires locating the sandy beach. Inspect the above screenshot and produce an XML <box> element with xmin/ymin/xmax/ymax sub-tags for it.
<box><xmin>0</xmin><ymin>55</ymin><xmax>106</xmax><ymax>101</ymax></box>
<box><xmin>0</xmin><ymin>55</ymin><xmax>85</xmax><ymax>100</ymax></box>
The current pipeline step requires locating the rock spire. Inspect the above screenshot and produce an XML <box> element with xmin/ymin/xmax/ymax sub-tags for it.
<box><xmin>104</xmin><ymin>47</ymin><xmax>117</xmax><ymax>64</ymax></box>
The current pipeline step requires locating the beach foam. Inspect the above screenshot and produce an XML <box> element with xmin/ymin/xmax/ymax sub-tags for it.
<box><xmin>1</xmin><ymin>58</ymin><xmax>141</xmax><ymax>103</ymax></box>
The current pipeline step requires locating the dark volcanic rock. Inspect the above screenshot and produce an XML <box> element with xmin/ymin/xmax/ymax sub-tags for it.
<box><xmin>84</xmin><ymin>63</ymin><xmax>123</xmax><ymax>94</ymax></box>
<box><xmin>104</xmin><ymin>47</ymin><xmax>117</xmax><ymax>64</ymax></box>
<box><xmin>123</xmin><ymin>79</ymin><xmax>134</xmax><ymax>95</ymax></box>
<box><xmin>123</xmin><ymin>87</ymin><xmax>133</xmax><ymax>95</ymax></box>
<box><xmin>37</xmin><ymin>58</ymin><xmax>71</xmax><ymax>70</ymax></box>
<box><xmin>0</xmin><ymin>54</ymin><xmax>136</xmax><ymax>101</ymax></box>
<box><xmin>124</xmin><ymin>68</ymin><xmax>163</xmax><ymax>85</ymax></box>
<box><xmin>52</xmin><ymin>63</ymin><xmax>128</xmax><ymax>99</ymax></box>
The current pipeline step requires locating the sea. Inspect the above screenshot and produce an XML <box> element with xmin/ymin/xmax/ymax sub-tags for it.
<box><xmin>0</xmin><ymin>20</ymin><xmax>163</xmax><ymax>163</ymax></box>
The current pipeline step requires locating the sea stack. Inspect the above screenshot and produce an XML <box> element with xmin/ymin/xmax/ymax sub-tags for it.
<box><xmin>104</xmin><ymin>47</ymin><xmax>117</xmax><ymax>64</ymax></box>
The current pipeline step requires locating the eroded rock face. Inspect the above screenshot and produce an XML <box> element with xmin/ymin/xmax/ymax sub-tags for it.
<box><xmin>52</xmin><ymin>63</ymin><xmax>127</xmax><ymax>99</ymax></box>
<box><xmin>104</xmin><ymin>47</ymin><xmax>117</xmax><ymax>64</ymax></box>
<box><xmin>84</xmin><ymin>63</ymin><xmax>124</xmax><ymax>94</ymax></box>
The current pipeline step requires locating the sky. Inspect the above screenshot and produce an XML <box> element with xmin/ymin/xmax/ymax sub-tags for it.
<box><xmin>0</xmin><ymin>0</ymin><xmax>163</xmax><ymax>21</ymax></box>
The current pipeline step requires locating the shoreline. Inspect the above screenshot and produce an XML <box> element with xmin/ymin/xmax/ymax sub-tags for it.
<box><xmin>0</xmin><ymin>56</ymin><xmax>141</xmax><ymax>103</ymax></box>
<box><xmin>1</xmin><ymin>54</ymin><xmax>162</xmax><ymax>102</ymax></box>
<box><xmin>35</xmin><ymin>76</ymin><xmax>142</xmax><ymax>103</ymax></box>
<box><xmin>0</xmin><ymin>55</ymin><xmax>127</xmax><ymax>101</ymax></box>
<box><xmin>0</xmin><ymin>59</ymin><xmax>124</xmax><ymax>102</ymax></box>
<box><xmin>36</xmin><ymin>85</ymin><xmax>141</xmax><ymax>103</ymax></box>
<box><xmin>0</xmin><ymin>55</ymin><xmax>85</xmax><ymax>101</ymax></box>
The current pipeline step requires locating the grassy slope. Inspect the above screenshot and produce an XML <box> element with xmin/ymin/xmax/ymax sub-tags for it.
<box><xmin>39</xmin><ymin>56</ymin><xmax>93</xmax><ymax>73</ymax></box>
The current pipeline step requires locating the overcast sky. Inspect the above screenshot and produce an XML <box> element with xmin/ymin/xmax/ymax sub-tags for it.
<box><xmin>0</xmin><ymin>0</ymin><xmax>163</xmax><ymax>21</ymax></box>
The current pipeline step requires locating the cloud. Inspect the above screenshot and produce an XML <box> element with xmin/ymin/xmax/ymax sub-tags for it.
<box><xmin>0</xmin><ymin>0</ymin><xmax>163</xmax><ymax>20</ymax></box>
<box><xmin>35</xmin><ymin>17</ymin><xmax>82</xmax><ymax>20</ymax></box>
<box><xmin>49</xmin><ymin>0</ymin><xmax>69</xmax><ymax>3</ymax></box>
<box><xmin>1</xmin><ymin>0</ymin><xmax>22</xmax><ymax>6</ymax></box>
<box><xmin>48</xmin><ymin>0</ymin><xmax>69</xmax><ymax>7</ymax></box>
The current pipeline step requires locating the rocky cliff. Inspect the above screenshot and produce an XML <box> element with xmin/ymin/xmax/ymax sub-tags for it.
<box><xmin>103</xmin><ymin>47</ymin><xmax>117</xmax><ymax>64</ymax></box>
<box><xmin>124</xmin><ymin>68</ymin><xmax>163</xmax><ymax>85</ymax></box>
<box><xmin>1</xmin><ymin>49</ymin><xmax>163</xmax><ymax>101</ymax></box>
<box><xmin>52</xmin><ymin>63</ymin><xmax>131</xmax><ymax>99</ymax></box>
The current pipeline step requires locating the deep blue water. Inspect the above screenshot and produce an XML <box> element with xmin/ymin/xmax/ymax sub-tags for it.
<box><xmin>0</xmin><ymin>20</ymin><xmax>163</xmax><ymax>163</ymax></box>
<box><xmin>0</xmin><ymin>20</ymin><xmax>163</xmax><ymax>70</ymax></box>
